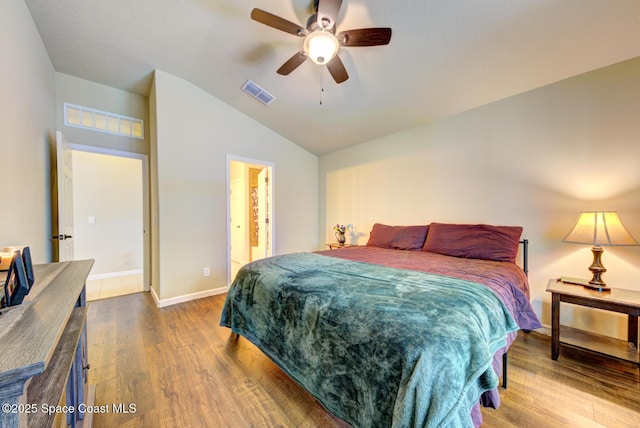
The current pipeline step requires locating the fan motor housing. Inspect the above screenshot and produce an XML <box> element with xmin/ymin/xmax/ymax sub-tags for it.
<box><xmin>306</xmin><ymin>14</ymin><xmax>336</xmax><ymax>34</ymax></box>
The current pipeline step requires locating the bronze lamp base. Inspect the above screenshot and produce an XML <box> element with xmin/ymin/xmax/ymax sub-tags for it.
<box><xmin>586</xmin><ymin>245</ymin><xmax>610</xmax><ymax>291</ymax></box>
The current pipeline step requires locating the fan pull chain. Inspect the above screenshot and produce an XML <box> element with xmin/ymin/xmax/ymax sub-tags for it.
<box><xmin>320</xmin><ymin>87</ymin><xmax>324</xmax><ymax>105</ymax></box>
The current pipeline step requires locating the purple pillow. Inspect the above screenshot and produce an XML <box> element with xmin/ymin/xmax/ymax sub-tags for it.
<box><xmin>366</xmin><ymin>223</ymin><xmax>429</xmax><ymax>251</ymax></box>
<box><xmin>422</xmin><ymin>223</ymin><xmax>523</xmax><ymax>263</ymax></box>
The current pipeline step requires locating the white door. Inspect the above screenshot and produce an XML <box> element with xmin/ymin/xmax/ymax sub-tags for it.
<box><xmin>227</xmin><ymin>157</ymin><xmax>275</xmax><ymax>284</ymax></box>
<box><xmin>230</xmin><ymin>178</ymin><xmax>246</xmax><ymax>265</ymax></box>
<box><xmin>56</xmin><ymin>131</ymin><xmax>75</xmax><ymax>261</ymax></box>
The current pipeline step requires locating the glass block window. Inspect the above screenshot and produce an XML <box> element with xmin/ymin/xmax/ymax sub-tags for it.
<box><xmin>64</xmin><ymin>103</ymin><xmax>144</xmax><ymax>139</ymax></box>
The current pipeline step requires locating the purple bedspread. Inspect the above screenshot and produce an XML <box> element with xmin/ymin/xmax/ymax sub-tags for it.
<box><xmin>317</xmin><ymin>246</ymin><xmax>541</xmax><ymax>425</ymax></box>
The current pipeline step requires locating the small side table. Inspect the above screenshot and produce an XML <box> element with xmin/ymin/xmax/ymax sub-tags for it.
<box><xmin>326</xmin><ymin>243</ymin><xmax>357</xmax><ymax>250</ymax></box>
<box><xmin>546</xmin><ymin>278</ymin><xmax>640</xmax><ymax>364</ymax></box>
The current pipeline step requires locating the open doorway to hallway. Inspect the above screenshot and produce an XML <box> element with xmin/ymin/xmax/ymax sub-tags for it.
<box><xmin>227</xmin><ymin>156</ymin><xmax>274</xmax><ymax>283</ymax></box>
<box><xmin>68</xmin><ymin>147</ymin><xmax>149</xmax><ymax>301</ymax></box>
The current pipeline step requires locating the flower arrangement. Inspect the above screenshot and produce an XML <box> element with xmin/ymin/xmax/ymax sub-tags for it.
<box><xmin>333</xmin><ymin>224</ymin><xmax>352</xmax><ymax>233</ymax></box>
<box><xmin>333</xmin><ymin>223</ymin><xmax>352</xmax><ymax>244</ymax></box>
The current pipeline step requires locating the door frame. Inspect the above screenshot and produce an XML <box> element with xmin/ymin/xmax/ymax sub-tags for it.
<box><xmin>66</xmin><ymin>142</ymin><xmax>151</xmax><ymax>292</ymax></box>
<box><xmin>55</xmin><ymin>131</ymin><xmax>75</xmax><ymax>262</ymax></box>
<box><xmin>226</xmin><ymin>154</ymin><xmax>275</xmax><ymax>285</ymax></box>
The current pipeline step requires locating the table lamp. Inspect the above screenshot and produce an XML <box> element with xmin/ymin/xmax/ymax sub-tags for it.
<box><xmin>562</xmin><ymin>211</ymin><xmax>638</xmax><ymax>290</ymax></box>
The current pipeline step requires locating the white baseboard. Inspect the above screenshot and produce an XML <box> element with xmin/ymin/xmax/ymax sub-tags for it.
<box><xmin>87</xmin><ymin>269</ymin><xmax>143</xmax><ymax>280</ymax></box>
<box><xmin>150</xmin><ymin>285</ymin><xmax>229</xmax><ymax>308</ymax></box>
<box><xmin>536</xmin><ymin>326</ymin><xmax>551</xmax><ymax>336</ymax></box>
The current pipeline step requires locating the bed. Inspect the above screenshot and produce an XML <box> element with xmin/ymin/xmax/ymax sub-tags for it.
<box><xmin>220</xmin><ymin>222</ymin><xmax>541</xmax><ymax>427</ymax></box>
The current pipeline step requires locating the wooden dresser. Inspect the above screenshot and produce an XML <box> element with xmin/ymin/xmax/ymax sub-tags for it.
<box><xmin>0</xmin><ymin>260</ymin><xmax>94</xmax><ymax>427</ymax></box>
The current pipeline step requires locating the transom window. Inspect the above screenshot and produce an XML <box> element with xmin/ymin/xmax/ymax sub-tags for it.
<box><xmin>64</xmin><ymin>103</ymin><xmax>144</xmax><ymax>139</ymax></box>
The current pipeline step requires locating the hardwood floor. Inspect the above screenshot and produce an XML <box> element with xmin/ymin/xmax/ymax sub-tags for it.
<box><xmin>87</xmin><ymin>292</ymin><xmax>640</xmax><ymax>427</ymax></box>
<box><xmin>86</xmin><ymin>272</ymin><xmax>144</xmax><ymax>301</ymax></box>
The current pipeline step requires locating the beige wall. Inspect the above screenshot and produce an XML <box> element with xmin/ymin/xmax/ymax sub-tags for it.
<box><xmin>152</xmin><ymin>70</ymin><xmax>318</xmax><ymax>302</ymax></box>
<box><xmin>6</xmin><ymin>0</ymin><xmax>638</xmax><ymax>334</ymax></box>
<box><xmin>55</xmin><ymin>73</ymin><xmax>149</xmax><ymax>155</ymax></box>
<box><xmin>149</xmin><ymin>78</ymin><xmax>160</xmax><ymax>298</ymax></box>
<box><xmin>72</xmin><ymin>151</ymin><xmax>143</xmax><ymax>275</ymax></box>
<box><xmin>319</xmin><ymin>57</ymin><xmax>640</xmax><ymax>340</ymax></box>
<box><xmin>0</xmin><ymin>0</ymin><xmax>56</xmax><ymax>263</ymax></box>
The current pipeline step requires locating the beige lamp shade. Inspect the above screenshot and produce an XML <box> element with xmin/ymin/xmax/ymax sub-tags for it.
<box><xmin>562</xmin><ymin>211</ymin><xmax>638</xmax><ymax>246</ymax></box>
<box><xmin>562</xmin><ymin>211</ymin><xmax>638</xmax><ymax>290</ymax></box>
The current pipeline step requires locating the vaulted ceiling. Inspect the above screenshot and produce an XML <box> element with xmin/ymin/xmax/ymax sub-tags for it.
<box><xmin>24</xmin><ymin>0</ymin><xmax>640</xmax><ymax>155</ymax></box>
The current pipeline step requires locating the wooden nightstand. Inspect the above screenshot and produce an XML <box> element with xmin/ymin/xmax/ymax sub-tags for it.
<box><xmin>546</xmin><ymin>278</ymin><xmax>640</xmax><ymax>364</ymax></box>
<box><xmin>326</xmin><ymin>243</ymin><xmax>357</xmax><ymax>250</ymax></box>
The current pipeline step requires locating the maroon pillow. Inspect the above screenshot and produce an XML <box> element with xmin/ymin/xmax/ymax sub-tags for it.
<box><xmin>422</xmin><ymin>223</ymin><xmax>523</xmax><ymax>263</ymax></box>
<box><xmin>366</xmin><ymin>223</ymin><xmax>429</xmax><ymax>251</ymax></box>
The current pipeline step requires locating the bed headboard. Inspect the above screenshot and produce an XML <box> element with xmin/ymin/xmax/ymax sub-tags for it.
<box><xmin>519</xmin><ymin>239</ymin><xmax>529</xmax><ymax>277</ymax></box>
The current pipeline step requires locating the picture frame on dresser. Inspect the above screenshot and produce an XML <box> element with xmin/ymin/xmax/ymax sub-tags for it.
<box><xmin>21</xmin><ymin>246</ymin><xmax>35</xmax><ymax>287</ymax></box>
<box><xmin>2</xmin><ymin>251</ymin><xmax>29</xmax><ymax>307</ymax></box>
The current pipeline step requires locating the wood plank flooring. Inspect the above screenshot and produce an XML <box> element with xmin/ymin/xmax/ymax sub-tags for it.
<box><xmin>86</xmin><ymin>292</ymin><xmax>640</xmax><ymax>427</ymax></box>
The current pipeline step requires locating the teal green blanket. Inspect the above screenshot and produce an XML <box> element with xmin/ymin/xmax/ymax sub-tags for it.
<box><xmin>220</xmin><ymin>253</ymin><xmax>518</xmax><ymax>427</ymax></box>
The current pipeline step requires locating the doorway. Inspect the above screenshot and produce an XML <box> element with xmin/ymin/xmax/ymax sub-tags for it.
<box><xmin>65</xmin><ymin>143</ymin><xmax>149</xmax><ymax>300</ymax></box>
<box><xmin>227</xmin><ymin>156</ymin><xmax>274</xmax><ymax>283</ymax></box>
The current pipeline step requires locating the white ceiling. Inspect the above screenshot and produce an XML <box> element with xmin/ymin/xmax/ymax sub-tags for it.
<box><xmin>24</xmin><ymin>0</ymin><xmax>640</xmax><ymax>156</ymax></box>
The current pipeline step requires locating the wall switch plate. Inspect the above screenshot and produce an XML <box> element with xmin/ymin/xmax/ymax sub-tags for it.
<box><xmin>203</xmin><ymin>267</ymin><xmax>210</xmax><ymax>277</ymax></box>
<box><xmin>88</xmin><ymin>216</ymin><xmax>96</xmax><ymax>224</ymax></box>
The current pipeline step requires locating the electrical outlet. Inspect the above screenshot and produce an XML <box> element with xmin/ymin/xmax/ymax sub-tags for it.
<box><xmin>203</xmin><ymin>267</ymin><xmax>210</xmax><ymax>277</ymax></box>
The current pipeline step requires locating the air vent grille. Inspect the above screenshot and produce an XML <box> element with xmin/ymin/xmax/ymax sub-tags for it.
<box><xmin>242</xmin><ymin>80</ymin><xmax>276</xmax><ymax>105</ymax></box>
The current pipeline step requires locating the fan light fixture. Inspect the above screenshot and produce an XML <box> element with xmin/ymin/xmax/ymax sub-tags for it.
<box><xmin>304</xmin><ymin>30</ymin><xmax>339</xmax><ymax>65</ymax></box>
<box><xmin>250</xmin><ymin>3</ymin><xmax>392</xmax><ymax>84</ymax></box>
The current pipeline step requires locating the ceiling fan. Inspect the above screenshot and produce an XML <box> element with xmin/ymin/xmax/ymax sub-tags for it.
<box><xmin>251</xmin><ymin>0</ymin><xmax>392</xmax><ymax>84</ymax></box>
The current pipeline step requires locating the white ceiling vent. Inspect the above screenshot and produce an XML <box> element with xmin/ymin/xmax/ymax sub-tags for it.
<box><xmin>242</xmin><ymin>80</ymin><xmax>276</xmax><ymax>105</ymax></box>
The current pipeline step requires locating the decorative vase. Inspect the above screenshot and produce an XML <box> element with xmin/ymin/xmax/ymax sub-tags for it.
<box><xmin>335</xmin><ymin>231</ymin><xmax>346</xmax><ymax>244</ymax></box>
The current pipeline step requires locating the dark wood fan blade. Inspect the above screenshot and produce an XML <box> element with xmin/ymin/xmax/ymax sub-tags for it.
<box><xmin>316</xmin><ymin>0</ymin><xmax>342</xmax><ymax>30</ymax></box>
<box><xmin>337</xmin><ymin>28</ymin><xmax>392</xmax><ymax>46</ymax></box>
<box><xmin>326</xmin><ymin>55</ymin><xmax>348</xmax><ymax>84</ymax></box>
<box><xmin>251</xmin><ymin>8</ymin><xmax>306</xmax><ymax>36</ymax></box>
<box><xmin>277</xmin><ymin>51</ymin><xmax>307</xmax><ymax>75</ymax></box>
